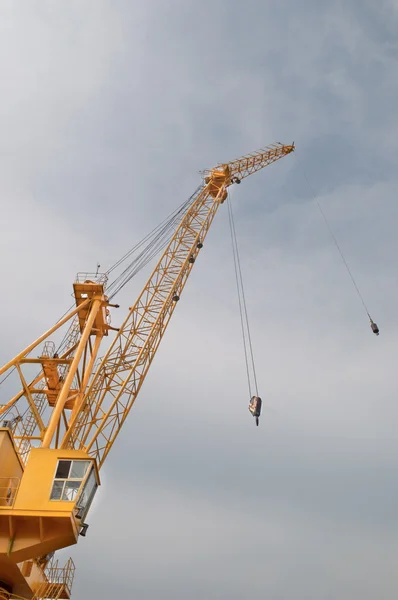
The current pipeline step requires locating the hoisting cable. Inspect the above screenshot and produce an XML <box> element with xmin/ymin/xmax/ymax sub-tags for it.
<box><xmin>294</xmin><ymin>153</ymin><xmax>379</xmax><ymax>335</ymax></box>
<box><xmin>0</xmin><ymin>188</ymin><xmax>202</xmax><ymax>388</ymax></box>
<box><xmin>227</xmin><ymin>196</ymin><xmax>251</xmax><ymax>397</ymax></box>
<box><xmin>227</xmin><ymin>191</ymin><xmax>259</xmax><ymax>398</ymax></box>
<box><xmin>0</xmin><ymin>367</ymin><xmax>15</xmax><ymax>387</ymax></box>
<box><xmin>106</xmin><ymin>193</ymin><xmax>196</xmax><ymax>275</ymax></box>
<box><xmin>106</xmin><ymin>185</ymin><xmax>203</xmax><ymax>300</ymax></box>
<box><xmin>55</xmin><ymin>188</ymin><xmax>203</xmax><ymax>352</ymax></box>
<box><xmin>0</xmin><ymin>184</ymin><xmax>206</xmax><ymax>434</ymax></box>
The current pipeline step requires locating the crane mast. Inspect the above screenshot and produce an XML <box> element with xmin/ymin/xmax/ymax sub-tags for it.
<box><xmin>0</xmin><ymin>142</ymin><xmax>294</xmax><ymax>599</ymax></box>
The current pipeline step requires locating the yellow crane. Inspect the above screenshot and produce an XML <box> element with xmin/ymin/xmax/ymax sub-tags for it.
<box><xmin>0</xmin><ymin>142</ymin><xmax>294</xmax><ymax>599</ymax></box>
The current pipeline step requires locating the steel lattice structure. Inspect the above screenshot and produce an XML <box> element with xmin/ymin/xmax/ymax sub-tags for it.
<box><xmin>0</xmin><ymin>142</ymin><xmax>294</xmax><ymax>599</ymax></box>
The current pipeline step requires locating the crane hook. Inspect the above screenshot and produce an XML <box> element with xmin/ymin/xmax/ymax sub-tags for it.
<box><xmin>248</xmin><ymin>396</ymin><xmax>262</xmax><ymax>426</ymax></box>
<box><xmin>370</xmin><ymin>319</ymin><xmax>379</xmax><ymax>336</ymax></box>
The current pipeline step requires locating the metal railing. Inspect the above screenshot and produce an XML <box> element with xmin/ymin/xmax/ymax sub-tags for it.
<box><xmin>45</xmin><ymin>557</ymin><xmax>75</xmax><ymax>594</ymax></box>
<box><xmin>75</xmin><ymin>271</ymin><xmax>108</xmax><ymax>287</ymax></box>
<box><xmin>42</xmin><ymin>341</ymin><xmax>56</xmax><ymax>358</ymax></box>
<box><xmin>0</xmin><ymin>477</ymin><xmax>20</xmax><ymax>507</ymax></box>
<box><xmin>1</xmin><ymin>405</ymin><xmax>35</xmax><ymax>465</ymax></box>
<box><xmin>30</xmin><ymin>556</ymin><xmax>76</xmax><ymax>600</ymax></box>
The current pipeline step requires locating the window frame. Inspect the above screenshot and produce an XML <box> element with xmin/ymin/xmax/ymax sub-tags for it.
<box><xmin>75</xmin><ymin>467</ymin><xmax>98</xmax><ymax>521</ymax></box>
<box><xmin>50</xmin><ymin>459</ymin><xmax>92</xmax><ymax>503</ymax></box>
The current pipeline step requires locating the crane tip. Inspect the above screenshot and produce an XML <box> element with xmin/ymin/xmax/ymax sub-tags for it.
<box><xmin>283</xmin><ymin>142</ymin><xmax>295</xmax><ymax>153</ymax></box>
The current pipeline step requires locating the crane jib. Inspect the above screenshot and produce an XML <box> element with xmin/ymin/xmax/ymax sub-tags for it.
<box><xmin>0</xmin><ymin>142</ymin><xmax>294</xmax><ymax>597</ymax></box>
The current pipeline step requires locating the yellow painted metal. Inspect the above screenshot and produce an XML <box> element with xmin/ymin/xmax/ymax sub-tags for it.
<box><xmin>0</xmin><ymin>142</ymin><xmax>294</xmax><ymax>598</ymax></box>
<box><xmin>62</xmin><ymin>142</ymin><xmax>294</xmax><ymax>467</ymax></box>
<box><xmin>0</xmin><ymin>430</ymin><xmax>23</xmax><ymax>507</ymax></box>
<box><xmin>42</xmin><ymin>297</ymin><xmax>103</xmax><ymax>449</ymax></box>
<box><xmin>204</xmin><ymin>142</ymin><xmax>295</xmax><ymax>184</ymax></box>
<box><xmin>14</xmin><ymin>366</ymin><xmax>45</xmax><ymax>435</ymax></box>
<box><xmin>0</xmin><ymin>556</ymin><xmax>75</xmax><ymax>600</ymax></box>
<box><xmin>67</xmin><ymin>335</ymin><xmax>102</xmax><ymax>429</ymax></box>
<box><xmin>0</xmin><ymin>444</ymin><xmax>98</xmax><ymax>555</ymax></box>
<box><xmin>0</xmin><ymin>281</ymin><xmax>112</xmax><ymax>463</ymax></box>
<box><xmin>0</xmin><ymin>433</ymin><xmax>96</xmax><ymax>594</ymax></box>
<box><xmin>62</xmin><ymin>181</ymin><xmax>227</xmax><ymax>463</ymax></box>
<box><xmin>0</xmin><ymin>301</ymin><xmax>90</xmax><ymax>379</ymax></box>
<box><xmin>0</xmin><ymin>372</ymin><xmax>44</xmax><ymax>420</ymax></box>
<box><xmin>73</xmin><ymin>281</ymin><xmax>109</xmax><ymax>336</ymax></box>
<box><xmin>32</xmin><ymin>557</ymin><xmax>75</xmax><ymax>599</ymax></box>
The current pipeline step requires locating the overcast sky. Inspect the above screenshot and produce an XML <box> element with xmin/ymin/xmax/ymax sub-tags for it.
<box><xmin>1</xmin><ymin>1</ymin><xmax>398</xmax><ymax>598</ymax></box>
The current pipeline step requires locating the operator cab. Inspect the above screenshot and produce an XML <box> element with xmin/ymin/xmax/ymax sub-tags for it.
<box><xmin>248</xmin><ymin>396</ymin><xmax>262</xmax><ymax>426</ymax></box>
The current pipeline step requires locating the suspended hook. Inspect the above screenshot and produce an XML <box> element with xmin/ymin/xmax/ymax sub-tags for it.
<box><xmin>370</xmin><ymin>318</ymin><xmax>379</xmax><ymax>336</ymax></box>
<box><xmin>294</xmin><ymin>153</ymin><xmax>381</xmax><ymax>339</ymax></box>
<box><xmin>249</xmin><ymin>396</ymin><xmax>262</xmax><ymax>426</ymax></box>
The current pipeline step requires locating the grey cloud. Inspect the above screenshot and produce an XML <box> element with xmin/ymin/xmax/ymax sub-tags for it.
<box><xmin>1</xmin><ymin>1</ymin><xmax>398</xmax><ymax>598</ymax></box>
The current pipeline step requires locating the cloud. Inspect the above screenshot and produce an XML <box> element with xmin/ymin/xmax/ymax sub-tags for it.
<box><xmin>1</xmin><ymin>1</ymin><xmax>398</xmax><ymax>599</ymax></box>
<box><xmin>70</xmin><ymin>472</ymin><xmax>398</xmax><ymax>599</ymax></box>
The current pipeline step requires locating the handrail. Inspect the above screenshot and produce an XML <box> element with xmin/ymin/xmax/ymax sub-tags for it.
<box><xmin>45</xmin><ymin>557</ymin><xmax>75</xmax><ymax>591</ymax></box>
